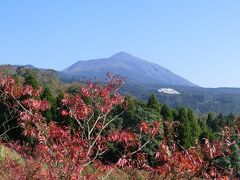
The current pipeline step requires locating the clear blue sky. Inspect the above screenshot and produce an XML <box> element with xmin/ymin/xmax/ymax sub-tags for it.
<box><xmin>0</xmin><ymin>1</ymin><xmax>240</xmax><ymax>87</ymax></box>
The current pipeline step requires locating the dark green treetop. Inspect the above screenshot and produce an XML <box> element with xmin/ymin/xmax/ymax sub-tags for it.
<box><xmin>147</xmin><ymin>94</ymin><xmax>161</xmax><ymax>112</ymax></box>
<box><xmin>161</xmin><ymin>104</ymin><xmax>173</xmax><ymax>121</ymax></box>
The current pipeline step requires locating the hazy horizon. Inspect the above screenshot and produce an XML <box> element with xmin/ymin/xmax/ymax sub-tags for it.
<box><xmin>1</xmin><ymin>1</ymin><xmax>240</xmax><ymax>88</ymax></box>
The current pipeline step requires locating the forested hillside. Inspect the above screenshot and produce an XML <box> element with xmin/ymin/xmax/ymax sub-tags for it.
<box><xmin>121</xmin><ymin>83</ymin><xmax>240</xmax><ymax>114</ymax></box>
<box><xmin>1</xmin><ymin>65</ymin><xmax>240</xmax><ymax>115</ymax></box>
<box><xmin>0</xmin><ymin>71</ymin><xmax>239</xmax><ymax>179</ymax></box>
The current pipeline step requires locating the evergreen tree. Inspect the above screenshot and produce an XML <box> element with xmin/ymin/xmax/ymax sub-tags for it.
<box><xmin>41</xmin><ymin>86</ymin><xmax>55</xmax><ymax>103</ymax></box>
<box><xmin>217</xmin><ymin>113</ymin><xmax>226</xmax><ymax>129</ymax></box>
<box><xmin>122</xmin><ymin>96</ymin><xmax>138</xmax><ymax>129</ymax></box>
<box><xmin>125</xmin><ymin>96</ymin><xmax>137</xmax><ymax>119</ymax></box>
<box><xmin>176</xmin><ymin>107</ymin><xmax>192</xmax><ymax>148</ymax></box>
<box><xmin>198</xmin><ymin>118</ymin><xmax>215</xmax><ymax>142</ymax></box>
<box><xmin>161</xmin><ymin>104</ymin><xmax>173</xmax><ymax>120</ymax></box>
<box><xmin>147</xmin><ymin>94</ymin><xmax>161</xmax><ymax>112</ymax></box>
<box><xmin>172</xmin><ymin>108</ymin><xmax>178</xmax><ymax>121</ymax></box>
<box><xmin>24</xmin><ymin>71</ymin><xmax>39</xmax><ymax>89</ymax></box>
<box><xmin>206</xmin><ymin>112</ymin><xmax>214</xmax><ymax>129</ymax></box>
<box><xmin>206</xmin><ymin>112</ymin><xmax>220</xmax><ymax>132</ymax></box>
<box><xmin>41</xmin><ymin>86</ymin><xmax>56</xmax><ymax>122</ymax></box>
<box><xmin>226</xmin><ymin>113</ymin><xmax>235</xmax><ymax>127</ymax></box>
<box><xmin>187</xmin><ymin>109</ymin><xmax>201</xmax><ymax>145</ymax></box>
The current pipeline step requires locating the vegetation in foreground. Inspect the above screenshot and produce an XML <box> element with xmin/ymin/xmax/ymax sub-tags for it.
<box><xmin>0</xmin><ymin>72</ymin><xmax>239</xmax><ymax>179</ymax></box>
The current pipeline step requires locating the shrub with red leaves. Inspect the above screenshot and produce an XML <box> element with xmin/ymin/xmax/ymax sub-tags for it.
<box><xmin>0</xmin><ymin>72</ymin><xmax>239</xmax><ymax>179</ymax></box>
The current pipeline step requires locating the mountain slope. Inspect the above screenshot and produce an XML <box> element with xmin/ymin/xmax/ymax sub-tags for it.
<box><xmin>1</xmin><ymin>63</ymin><xmax>240</xmax><ymax>114</ymax></box>
<box><xmin>63</xmin><ymin>52</ymin><xmax>196</xmax><ymax>86</ymax></box>
<box><xmin>120</xmin><ymin>83</ymin><xmax>240</xmax><ymax>115</ymax></box>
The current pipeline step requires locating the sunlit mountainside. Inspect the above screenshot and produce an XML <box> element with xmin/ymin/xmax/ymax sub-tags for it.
<box><xmin>62</xmin><ymin>52</ymin><xmax>196</xmax><ymax>86</ymax></box>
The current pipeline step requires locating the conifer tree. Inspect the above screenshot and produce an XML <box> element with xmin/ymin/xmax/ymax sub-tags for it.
<box><xmin>122</xmin><ymin>96</ymin><xmax>138</xmax><ymax>129</ymax></box>
<box><xmin>206</xmin><ymin>112</ymin><xmax>214</xmax><ymax>128</ymax></box>
<box><xmin>161</xmin><ymin>104</ymin><xmax>173</xmax><ymax>120</ymax></box>
<box><xmin>147</xmin><ymin>94</ymin><xmax>161</xmax><ymax>112</ymax></box>
<box><xmin>172</xmin><ymin>108</ymin><xmax>178</xmax><ymax>121</ymax></box>
<box><xmin>24</xmin><ymin>71</ymin><xmax>39</xmax><ymax>89</ymax></box>
<box><xmin>41</xmin><ymin>86</ymin><xmax>56</xmax><ymax>122</ymax></box>
<box><xmin>187</xmin><ymin>109</ymin><xmax>201</xmax><ymax>145</ymax></box>
<box><xmin>176</xmin><ymin>107</ymin><xmax>192</xmax><ymax>148</ymax></box>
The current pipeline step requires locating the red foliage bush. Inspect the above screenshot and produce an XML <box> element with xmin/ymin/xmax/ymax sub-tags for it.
<box><xmin>0</xmin><ymin>72</ymin><xmax>238</xmax><ymax>179</ymax></box>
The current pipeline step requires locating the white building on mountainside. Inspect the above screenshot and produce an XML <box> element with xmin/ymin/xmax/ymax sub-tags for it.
<box><xmin>158</xmin><ymin>88</ymin><xmax>181</xmax><ymax>95</ymax></box>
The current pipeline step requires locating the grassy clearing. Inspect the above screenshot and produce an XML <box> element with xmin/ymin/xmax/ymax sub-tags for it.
<box><xmin>0</xmin><ymin>144</ymin><xmax>24</xmax><ymax>164</ymax></box>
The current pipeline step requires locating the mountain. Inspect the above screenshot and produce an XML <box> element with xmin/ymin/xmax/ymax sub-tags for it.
<box><xmin>63</xmin><ymin>52</ymin><xmax>196</xmax><ymax>86</ymax></box>
<box><xmin>1</xmin><ymin>60</ymin><xmax>240</xmax><ymax>114</ymax></box>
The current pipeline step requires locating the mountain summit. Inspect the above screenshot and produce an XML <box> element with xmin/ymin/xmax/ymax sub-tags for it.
<box><xmin>110</xmin><ymin>51</ymin><xmax>136</xmax><ymax>59</ymax></box>
<box><xmin>63</xmin><ymin>52</ymin><xmax>196</xmax><ymax>86</ymax></box>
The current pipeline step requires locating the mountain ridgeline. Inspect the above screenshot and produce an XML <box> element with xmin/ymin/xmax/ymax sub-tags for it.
<box><xmin>62</xmin><ymin>52</ymin><xmax>196</xmax><ymax>86</ymax></box>
<box><xmin>1</xmin><ymin>52</ymin><xmax>240</xmax><ymax>114</ymax></box>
